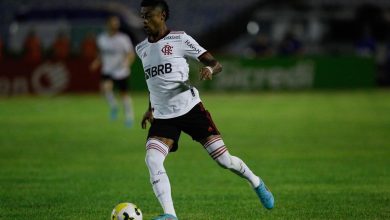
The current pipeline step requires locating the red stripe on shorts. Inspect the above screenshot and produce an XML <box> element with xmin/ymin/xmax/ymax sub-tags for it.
<box><xmin>199</xmin><ymin>102</ymin><xmax>220</xmax><ymax>135</ymax></box>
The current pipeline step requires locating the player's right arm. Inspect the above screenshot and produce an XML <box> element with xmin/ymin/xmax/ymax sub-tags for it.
<box><xmin>90</xmin><ymin>55</ymin><xmax>101</xmax><ymax>72</ymax></box>
<box><xmin>90</xmin><ymin>35</ymin><xmax>103</xmax><ymax>72</ymax></box>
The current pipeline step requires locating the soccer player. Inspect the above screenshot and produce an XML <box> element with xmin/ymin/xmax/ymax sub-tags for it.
<box><xmin>136</xmin><ymin>1</ymin><xmax>274</xmax><ymax>219</ymax></box>
<box><xmin>91</xmin><ymin>16</ymin><xmax>135</xmax><ymax>127</ymax></box>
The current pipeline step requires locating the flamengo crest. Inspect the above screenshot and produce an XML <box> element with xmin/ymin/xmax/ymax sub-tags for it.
<box><xmin>161</xmin><ymin>44</ymin><xmax>173</xmax><ymax>55</ymax></box>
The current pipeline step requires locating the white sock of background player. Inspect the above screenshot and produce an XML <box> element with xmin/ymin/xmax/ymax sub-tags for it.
<box><xmin>104</xmin><ymin>90</ymin><xmax>118</xmax><ymax>111</ymax></box>
<box><xmin>122</xmin><ymin>95</ymin><xmax>134</xmax><ymax>121</ymax></box>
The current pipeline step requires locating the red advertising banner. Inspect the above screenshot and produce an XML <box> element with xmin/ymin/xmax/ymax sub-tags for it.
<box><xmin>0</xmin><ymin>59</ymin><xmax>100</xmax><ymax>96</ymax></box>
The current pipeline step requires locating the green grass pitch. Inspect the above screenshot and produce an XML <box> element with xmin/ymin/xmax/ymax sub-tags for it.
<box><xmin>0</xmin><ymin>90</ymin><xmax>389</xmax><ymax>219</ymax></box>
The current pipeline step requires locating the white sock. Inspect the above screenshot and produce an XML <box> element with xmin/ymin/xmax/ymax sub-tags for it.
<box><xmin>104</xmin><ymin>90</ymin><xmax>117</xmax><ymax>109</ymax></box>
<box><xmin>123</xmin><ymin>96</ymin><xmax>134</xmax><ymax>121</ymax></box>
<box><xmin>145</xmin><ymin>138</ymin><xmax>177</xmax><ymax>217</ymax></box>
<box><xmin>204</xmin><ymin>136</ymin><xmax>261</xmax><ymax>188</ymax></box>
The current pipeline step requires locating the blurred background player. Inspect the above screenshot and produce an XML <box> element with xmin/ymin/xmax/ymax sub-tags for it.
<box><xmin>138</xmin><ymin>0</ymin><xmax>274</xmax><ymax>219</ymax></box>
<box><xmin>90</xmin><ymin>16</ymin><xmax>135</xmax><ymax>127</ymax></box>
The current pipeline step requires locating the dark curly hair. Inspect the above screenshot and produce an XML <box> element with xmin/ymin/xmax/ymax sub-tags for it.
<box><xmin>141</xmin><ymin>0</ymin><xmax>170</xmax><ymax>21</ymax></box>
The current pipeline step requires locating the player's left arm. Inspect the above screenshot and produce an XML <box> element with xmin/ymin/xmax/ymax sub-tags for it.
<box><xmin>124</xmin><ymin>51</ymin><xmax>136</xmax><ymax>67</ymax></box>
<box><xmin>123</xmin><ymin>36</ymin><xmax>136</xmax><ymax>67</ymax></box>
<box><xmin>198</xmin><ymin>52</ymin><xmax>222</xmax><ymax>80</ymax></box>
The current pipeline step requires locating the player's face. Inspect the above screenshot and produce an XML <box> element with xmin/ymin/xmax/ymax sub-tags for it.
<box><xmin>140</xmin><ymin>6</ymin><xmax>165</xmax><ymax>36</ymax></box>
<box><xmin>107</xmin><ymin>16</ymin><xmax>120</xmax><ymax>32</ymax></box>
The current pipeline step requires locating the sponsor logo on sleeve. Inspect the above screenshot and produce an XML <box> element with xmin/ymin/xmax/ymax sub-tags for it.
<box><xmin>185</xmin><ymin>40</ymin><xmax>201</xmax><ymax>54</ymax></box>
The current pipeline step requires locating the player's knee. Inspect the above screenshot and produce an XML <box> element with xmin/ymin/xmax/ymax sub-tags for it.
<box><xmin>145</xmin><ymin>152</ymin><xmax>153</xmax><ymax>167</ymax></box>
<box><xmin>145</xmin><ymin>144</ymin><xmax>164</xmax><ymax>168</ymax></box>
<box><xmin>145</xmin><ymin>138</ymin><xmax>169</xmax><ymax>169</ymax></box>
<box><xmin>145</xmin><ymin>150</ymin><xmax>162</xmax><ymax>170</ymax></box>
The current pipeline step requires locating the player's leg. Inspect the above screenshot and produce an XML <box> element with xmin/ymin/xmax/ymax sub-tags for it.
<box><xmin>201</xmin><ymin>135</ymin><xmax>259</xmax><ymax>186</ymax></box>
<box><xmin>117</xmin><ymin>77</ymin><xmax>134</xmax><ymax>127</ymax></box>
<box><xmin>145</xmin><ymin>137</ymin><xmax>177</xmax><ymax>219</ymax></box>
<box><xmin>146</xmin><ymin>118</ymin><xmax>181</xmax><ymax>219</ymax></box>
<box><xmin>121</xmin><ymin>92</ymin><xmax>134</xmax><ymax>127</ymax></box>
<box><xmin>100</xmin><ymin>77</ymin><xmax>118</xmax><ymax>120</ymax></box>
<box><xmin>181</xmin><ymin>103</ymin><xmax>274</xmax><ymax>209</ymax></box>
<box><xmin>201</xmin><ymin>135</ymin><xmax>274</xmax><ymax>209</ymax></box>
<box><xmin>180</xmin><ymin>103</ymin><xmax>260</xmax><ymax>187</ymax></box>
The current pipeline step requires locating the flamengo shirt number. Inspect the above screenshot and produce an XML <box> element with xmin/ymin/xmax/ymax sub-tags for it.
<box><xmin>135</xmin><ymin>31</ymin><xmax>207</xmax><ymax>119</ymax></box>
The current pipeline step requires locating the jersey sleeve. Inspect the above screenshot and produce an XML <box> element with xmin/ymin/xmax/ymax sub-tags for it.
<box><xmin>122</xmin><ymin>35</ymin><xmax>134</xmax><ymax>53</ymax></box>
<box><xmin>96</xmin><ymin>34</ymin><xmax>104</xmax><ymax>51</ymax></box>
<box><xmin>182</xmin><ymin>33</ymin><xmax>207</xmax><ymax>60</ymax></box>
<box><xmin>135</xmin><ymin>40</ymin><xmax>147</xmax><ymax>58</ymax></box>
<box><xmin>135</xmin><ymin>45</ymin><xmax>140</xmax><ymax>58</ymax></box>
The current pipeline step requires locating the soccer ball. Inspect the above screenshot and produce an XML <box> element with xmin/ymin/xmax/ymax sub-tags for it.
<box><xmin>111</xmin><ymin>202</ymin><xmax>143</xmax><ymax>220</ymax></box>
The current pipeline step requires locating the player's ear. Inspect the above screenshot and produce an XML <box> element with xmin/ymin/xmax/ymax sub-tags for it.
<box><xmin>161</xmin><ymin>10</ymin><xmax>167</xmax><ymax>21</ymax></box>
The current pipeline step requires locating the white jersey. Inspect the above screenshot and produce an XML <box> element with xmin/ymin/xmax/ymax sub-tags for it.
<box><xmin>97</xmin><ymin>32</ymin><xmax>133</xmax><ymax>80</ymax></box>
<box><xmin>136</xmin><ymin>31</ymin><xmax>207</xmax><ymax>119</ymax></box>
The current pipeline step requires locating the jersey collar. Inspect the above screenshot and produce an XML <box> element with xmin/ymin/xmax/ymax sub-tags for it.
<box><xmin>148</xmin><ymin>29</ymin><xmax>171</xmax><ymax>43</ymax></box>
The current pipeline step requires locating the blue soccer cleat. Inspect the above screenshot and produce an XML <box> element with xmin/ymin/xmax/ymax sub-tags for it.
<box><xmin>110</xmin><ymin>107</ymin><xmax>118</xmax><ymax>120</ymax></box>
<box><xmin>125</xmin><ymin>118</ymin><xmax>133</xmax><ymax>128</ymax></box>
<box><xmin>151</xmin><ymin>213</ymin><xmax>178</xmax><ymax>220</ymax></box>
<box><xmin>254</xmin><ymin>179</ymin><xmax>274</xmax><ymax>209</ymax></box>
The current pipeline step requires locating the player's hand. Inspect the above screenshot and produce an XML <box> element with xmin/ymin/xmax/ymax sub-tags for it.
<box><xmin>122</xmin><ymin>60</ymin><xmax>130</xmax><ymax>68</ymax></box>
<box><xmin>200</xmin><ymin>66</ymin><xmax>213</xmax><ymax>80</ymax></box>
<box><xmin>89</xmin><ymin>60</ymin><xmax>100</xmax><ymax>72</ymax></box>
<box><xmin>141</xmin><ymin>110</ymin><xmax>154</xmax><ymax>129</ymax></box>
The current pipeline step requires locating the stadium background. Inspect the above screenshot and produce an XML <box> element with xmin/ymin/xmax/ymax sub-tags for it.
<box><xmin>1</xmin><ymin>0</ymin><xmax>390</xmax><ymax>94</ymax></box>
<box><xmin>0</xmin><ymin>0</ymin><xmax>389</xmax><ymax>219</ymax></box>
